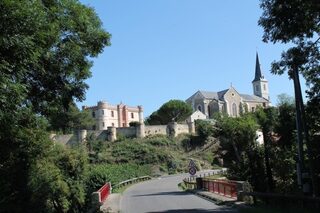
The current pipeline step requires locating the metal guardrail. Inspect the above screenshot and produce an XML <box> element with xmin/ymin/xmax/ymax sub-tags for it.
<box><xmin>183</xmin><ymin>169</ymin><xmax>228</xmax><ymax>183</ymax></box>
<box><xmin>113</xmin><ymin>175</ymin><xmax>152</xmax><ymax>190</ymax></box>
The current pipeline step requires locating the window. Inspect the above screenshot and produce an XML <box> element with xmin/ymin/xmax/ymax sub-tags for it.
<box><xmin>131</xmin><ymin>112</ymin><xmax>134</xmax><ymax>119</ymax></box>
<box><xmin>263</xmin><ymin>84</ymin><xmax>266</xmax><ymax>91</ymax></box>
<box><xmin>102</xmin><ymin>110</ymin><xmax>104</xmax><ymax>115</ymax></box>
<box><xmin>252</xmin><ymin>107</ymin><xmax>255</xmax><ymax>112</ymax></box>
<box><xmin>197</xmin><ymin>105</ymin><xmax>202</xmax><ymax>112</ymax></box>
<box><xmin>255</xmin><ymin>85</ymin><xmax>259</xmax><ymax>92</ymax></box>
<box><xmin>92</xmin><ymin>111</ymin><xmax>95</xmax><ymax>118</ymax></box>
<box><xmin>102</xmin><ymin>122</ymin><xmax>105</xmax><ymax>127</ymax></box>
<box><xmin>123</xmin><ymin>123</ymin><xmax>125</xmax><ymax>127</ymax></box>
<box><xmin>112</xmin><ymin>123</ymin><xmax>114</xmax><ymax>127</ymax></box>
<box><xmin>208</xmin><ymin>106</ymin><xmax>211</xmax><ymax>117</ymax></box>
<box><xmin>111</xmin><ymin>111</ymin><xmax>114</xmax><ymax>117</ymax></box>
<box><xmin>232</xmin><ymin>103</ymin><xmax>237</xmax><ymax>116</ymax></box>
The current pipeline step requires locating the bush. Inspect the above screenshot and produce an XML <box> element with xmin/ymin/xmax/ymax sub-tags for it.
<box><xmin>196</xmin><ymin>120</ymin><xmax>215</xmax><ymax>139</ymax></box>
<box><xmin>86</xmin><ymin>163</ymin><xmax>151</xmax><ymax>191</ymax></box>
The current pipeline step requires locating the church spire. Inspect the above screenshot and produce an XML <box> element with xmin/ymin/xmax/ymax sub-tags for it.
<box><xmin>252</xmin><ymin>52</ymin><xmax>263</xmax><ymax>82</ymax></box>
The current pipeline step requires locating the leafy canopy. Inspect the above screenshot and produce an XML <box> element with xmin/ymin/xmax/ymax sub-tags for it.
<box><xmin>0</xmin><ymin>0</ymin><xmax>110</xmax><ymax>212</ymax></box>
<box><xmin>146</xmin><ymin>100</ymin><xmax>192</xmax><ymax>125</ymax></box>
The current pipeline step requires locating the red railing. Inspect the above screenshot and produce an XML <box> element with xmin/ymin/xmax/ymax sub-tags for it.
<box><xmin>202</xmin><ymin>179</ymin><xmax>237</xmax><ymax>198</ymax></box>
<box><xmin>97</xmin><ymin>182</ymin><xmax>111</xmax><ymax>203</ymax></box>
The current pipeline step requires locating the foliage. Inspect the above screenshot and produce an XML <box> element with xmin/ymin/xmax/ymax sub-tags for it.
<box><xmin>146</xmin><ymin>100</ymin><xmax>192</xmax><ymax>125</ymax></box>
<box><xmin>196</xmin><ymin>120</ymin><xmax>215</xmax><ymax>139</ymax></box>
<box><xmin>87</xmin><ymin>163</ymin><xmax>151</xmax><ymax>193</ymax></box>
<box><xmin>29</xmin><ymin>144</ymin><xmax>89</xmax><ymax>213</ymax></box>
<box><xmin>0</xmin><ymin>110</ymin><xmax>52</xmax><ymax>212</ymax></box>
<box><xmin>213</xmin><ymin>113</ymin><xmax>267</xmax><ymax>191</ymax></box>
<box><xmin>0</xmin><ymin>0</ymin><xmax>110</xmax><ymax>115</ymax></box>
<box><xmin>129</xmin><ymin>121</ymin><xmax>140</xmax><ymax>127</ymax></box>
<box><xmin>259</xmin><ymin>0</ymin><xmax>320</xmax><ymax>195</ymax></box>
<box><xmin>48</xmin><ymin>103</ymin><xmax>95</xmax><ymax>133</ymax></box>
<box><xmin>0</xmin><ymin>0</ymin><xmax>110</xmax><ymax>211</ymax></box>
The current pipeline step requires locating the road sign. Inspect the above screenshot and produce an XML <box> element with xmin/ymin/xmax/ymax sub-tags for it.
<box><xmin>188</xmin><ymin>160</ymin><xmax>196</xmax><ymax>168</ymax></box>
<box><xmin>189</xmin><ymin>167</ymin><xmax>196</xmax><ymax>176</ymax></box>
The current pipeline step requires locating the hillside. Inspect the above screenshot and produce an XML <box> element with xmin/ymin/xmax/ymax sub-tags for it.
<box><xmin>88</xmin><ymin>133</ymin><xmax>221</xmax><ymax>176</ymax></box>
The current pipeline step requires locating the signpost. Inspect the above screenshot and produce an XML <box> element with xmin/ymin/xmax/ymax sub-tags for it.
<box><xmin>188</xmin><ymin>159</ymin><xmax>197</xmax><ymax>176</ymax></box>
<box><xmin>189</xmin><ymin>167</ymin><xmax>196</xmax><ymax>176</ymax></box>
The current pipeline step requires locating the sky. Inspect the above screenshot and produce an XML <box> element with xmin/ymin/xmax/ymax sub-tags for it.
<box><xmin>78</xmin><ymin>0</ymin><xmax>307</xmax><ymax>117</ymax></box>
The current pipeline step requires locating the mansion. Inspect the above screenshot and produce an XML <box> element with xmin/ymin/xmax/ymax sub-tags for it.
<box><xmin>186</xmin><ymin>53</ymin><xmax>270</xmax><ymax>117</ymax></box>
<box><xmin>82</xmin><ymin>101</ymin><xmax>143</xmax><ymax>130</ymax></box>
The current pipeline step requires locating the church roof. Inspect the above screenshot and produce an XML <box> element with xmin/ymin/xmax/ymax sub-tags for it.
<box><xmin>199</xmin><ymin>89</ymin><xmax>230</xmax><ymax>101</ymax></box>
<box><xmin>240</xmin><ymin>94</ymin><xmax>268</xmax><ymax>102</ymax></box>
<box><xmin>187</xmin><ymin>89</ymin><xmax>269</xmax><ymax>103</ymax></box>
<box><xmin>252</xmin><ymin>52</ymin><xmax>264</xmax><ymax>82</ymax></box>
<box><xmin>199</xmin><ymin>90</ymin><xmax>218</xmax><ymax>99</ymax></box>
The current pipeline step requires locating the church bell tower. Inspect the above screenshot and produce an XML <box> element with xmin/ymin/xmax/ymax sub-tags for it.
<box><xmin>252</xmin><ymin>53</ymin><xmax>269</xmax><ymax>101</ymax></box>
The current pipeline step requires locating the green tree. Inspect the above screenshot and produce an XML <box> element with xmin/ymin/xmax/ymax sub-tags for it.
<box><xmin>214</xmin><ymin>114</ymin><xmax>266</xmax><ymax>191</ymax></box>
<box><xmin>48</xmin><ymin>103</ymin><xmax>95</xmax><ymax>133</ymax></box>
<box><xmin>259</xmin><ymin>0</ymin><xmax>319</xmax><ymax>195</ymax></box>
<box><xmin>254</xmin><ymin>107</ymin><xmax>278</xmax><ymax>192</ymax></box>
<box><xmin>29</xmin><ymin>144</ymin><xmax>89</xmax><ymax>212</ymax></box>
<box><xmin>0</xmin><ymin>0</ymin><xmax>110</xmax><ymax>211</ymax></box>
<box><xmin>146</xmin><ymin>100</ymin><xmax>192</xmax><ymax>125</ymax></box>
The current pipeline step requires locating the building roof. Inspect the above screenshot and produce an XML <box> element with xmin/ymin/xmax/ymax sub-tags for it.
<box><xmin>188</xmin><ymin>88</ymin><xmax>269</xmax><ymax>103</ymax></box>
<box><xmin>240</xmin><ymin>94</ymin><xmax>268</xmax><ymax>102</ymax></box>
<box><xmin>199</xmin><ymin>90</ymin><xmax>218</xmax><ymax>99</ymax></box>
<box><xmin>252</xmin><ymin>52</ymin><xmax>264</xmax><ymax>82</ymax></box>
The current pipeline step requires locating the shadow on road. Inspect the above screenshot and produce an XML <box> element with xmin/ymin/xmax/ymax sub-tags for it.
<box><xmin>148</xmin><ymin>208</ymin><xmax>236</xmax><ymax>213</ymax></box>
<box><xmin>133</xmin><ymin>191</ymin><xmax>190</xmax><ymax>197</ymax></box>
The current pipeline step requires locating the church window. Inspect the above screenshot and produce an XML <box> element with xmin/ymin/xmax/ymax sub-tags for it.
<box><xmin>232</xmin><ymin>103</ymin><xmax>237</xmax><ymax>116</ymax></box>
<box><xmin>255</xmin><ymin>85</ymin><xmax>259</xmax><ymax>92</ymax></box>
<box><xmin>263</xmin><ymin>84</ymin><xmax>266</xmax><ymax>91</ymax></box>
<box><xmin>197</xmin><ymin>105</ymin><xmax>202</xmax><ymax>112</ymax></box>
<box><xmin>111</xmin><ymin>111</ymin><xmax>114</xmax><ymax>117</ymax></box>
<box><xmin>208</xmin><ymin>106</ymin><xmax>211</xmax><ymax>117</ymax></box>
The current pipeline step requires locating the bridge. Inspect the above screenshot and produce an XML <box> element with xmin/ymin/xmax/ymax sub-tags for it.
<box><xmin>92</xmin><ymin>170</ymin><xmax>242</xmax><ymax>213</ymax></box>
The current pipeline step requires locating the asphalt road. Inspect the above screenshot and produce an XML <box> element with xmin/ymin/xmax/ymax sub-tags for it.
<box><xmin>120</xmin><ymin>171</ymin><xmax>237</xmax><ymax>213</ymax></box>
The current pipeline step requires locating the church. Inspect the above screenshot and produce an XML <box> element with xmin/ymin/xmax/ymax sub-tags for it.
<box><xmin>186</xmin><ymin>53</ymin><xmax>270</xmax><ymax>118</ymax></box>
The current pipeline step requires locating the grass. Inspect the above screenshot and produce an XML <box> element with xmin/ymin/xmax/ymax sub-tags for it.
<box><xmin>93</xmin><ymin>134</ymin><xmax>220</xmax><ymax>175</ymax></box>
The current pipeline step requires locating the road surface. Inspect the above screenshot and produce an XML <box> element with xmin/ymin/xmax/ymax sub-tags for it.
<box><xmin>120</xmin><ymin>172</ymin><xmax>237</xmax><ymax>213</ymax></box>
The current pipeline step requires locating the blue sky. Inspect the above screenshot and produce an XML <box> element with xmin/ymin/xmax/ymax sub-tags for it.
<box><xmin>78</xmin><ymin>0</ymin><xmax>306</xmax><ymax>117</ymax></box>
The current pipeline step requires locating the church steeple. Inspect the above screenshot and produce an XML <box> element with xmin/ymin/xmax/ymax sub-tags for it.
<box><xmin>252</xmin><ymin>52</ymin><xmax>269</xmax><ymax>101</ymax></box>
<box><xmin>252</xmin><ymin>52</ymin><xmax>263</xmax><ymax>82</ymax></box>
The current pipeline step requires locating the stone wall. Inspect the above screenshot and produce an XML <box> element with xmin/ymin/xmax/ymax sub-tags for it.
<box><xmin>51</xmin><ymin>134</ymin><xmax>77</xmax><ymax>146</ymax></box>
<box><xmin>117</xmin><ymin>127</ymin><xmax>136</xmax><ymax>138</ymax></box>
<box><xmin>144</xmin><ymin>125</ymin><xmax>167</xmax><ymax>136</ymax></box>
<box><xmin>53</xmin><ymin>122</ymin><xmax>195</xmax><ymax>145</ymax></box>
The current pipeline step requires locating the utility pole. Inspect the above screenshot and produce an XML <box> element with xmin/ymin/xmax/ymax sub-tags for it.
<box><xmin>292</xmin><ymin>67</ymin><xmax>317</xmax><ymax>196</ymax></box>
